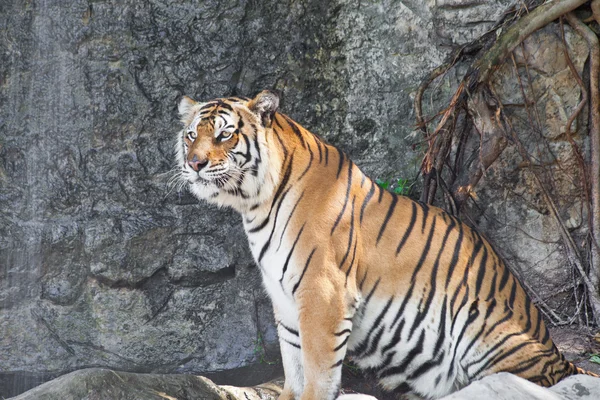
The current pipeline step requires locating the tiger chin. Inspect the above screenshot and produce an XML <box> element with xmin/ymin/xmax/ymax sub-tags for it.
<box><xmin>174</xmin><ymin>90</ymin><xmax>597</xmax><ymax>400</ymax></box>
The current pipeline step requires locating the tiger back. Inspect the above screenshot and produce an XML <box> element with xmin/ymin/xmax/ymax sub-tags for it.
<box><xmin>175</xmin><ymin>90</ymin><xmax>597</xmax><ymax>400</ymax></box>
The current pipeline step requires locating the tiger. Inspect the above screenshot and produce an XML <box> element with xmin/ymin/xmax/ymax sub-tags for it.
<box><xmin>174</xmin><ymin>90</ymin><xmax>598</xmax><ymax>400</ymax></box>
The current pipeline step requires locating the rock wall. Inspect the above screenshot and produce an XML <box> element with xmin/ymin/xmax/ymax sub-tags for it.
<box><xmin>0</xmin><ymin>0</ymin><xmax>590</xmax><ymax>397</ymax></box>
<box><xmin>466</xmin><ymin>22</ymin><xmax>590</xmax><ymax>316</ymax></box>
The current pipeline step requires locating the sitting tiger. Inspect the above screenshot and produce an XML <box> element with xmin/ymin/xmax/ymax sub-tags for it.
<box><xmin>175</xmin><ymin>90</ymin><xmax>597</xmax><ymax>400</ymax></box>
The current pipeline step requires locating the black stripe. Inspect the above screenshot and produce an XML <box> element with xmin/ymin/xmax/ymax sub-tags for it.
<box><xmin>272</xmin><ymin>119</ymin><xmax>289</xmax><ymax>161</ymax></box>
<box><xmin>396</xmin><ymin>202</ymin><xmax>418</xmax><ymax>255</ymax></box>
<box><xmin>508</xmin><ymin>277</ymin><xmax>517</xmax><ymax>308</ymax></box>
<box><xmin>274</xmin><ymin>114</ymin><xmax>285</xmax><ymax>130</ymax></box>
<box><xmin>345</xmin><ymin>237</ymin><xmax>358</xmax><ymax>286</ymax></box>
<box><xmin>407</xmin><ymin>353</ymin><xmax>444</xmax><ymax>380</ymax></box>
<box><xmin>199</xmin><ymin>102</ymin><xmax>217</xmax><ymax>110</ymax></box>
<box><xmin>250</xmin><ymin>135</ymin><xmax>262</xmax><ymax>176</ymax></box>
<box><xmin>382</xmin><ymin>319</ymin><xmax>404</xmax><ymax>354</ymax></box>
<box><xmin>483</xmin><ymin>302</ymin><xmax>514</xmax><ymax>339</ymax></box>
<box><xmin>334</xmin><ymin>335</ymin><xmax>350</xmax><ymax>352</ymax></box>
<box><xmin>474</xmin><ymin>247</ymin><xmax>489</xmax><ymax>296</ymax></box>
<box><xmin>448</xmin><ymin>301</ymin><xmax>480</xmax><ymax>378</ymax></box>
<box><xmin>449</xmin><ymin>236</ymin><xmax>482</xmax><ymax>312</ymax></box>
<box><xmin>461</xmin><ymin>300</ymin><xmax>498</xmax><ymax>366</ymax></box>
<box><xmin>504</xmin><ymin>349</ymin><xmax>557</xmax><ymax>377</ymax></box>
<box><xmin>446</xmin><ymin>222</ymin><xmax>464</xmax><ymax>289</ymax></box>
<box><xmin>375</xmin><ymin>349</ymin><xmax>397</xmax><ymax>372</ymax></box>
<box><xmin>498</xmin><ymin>264</ymin><xmax>511</xmax><ymax>293</ymax></box>
<box><xmin>280</xmin><ymin>224</ymin><xmax>306</xmax><ymax>284</ymax></box>
<box><xmin>248</xmin><ymin>152</ymin><xmax>295</xmax><ymax>234</ymax></box>
<box><xmin>276</xmin><ymin>191</ymin><xmax>306</xmax><ymax>251</ymax></box>
<box><xmin>216</xmin><ymin>100</ymin><xmax>233</xmax><ymax>111</ymax></box>
<box><xmin>408</xmin><ymin>218</ymin><xmax>455</xmax><ymax>340</ymax></box>
<box><xmin>471</xmin><ymin>324</ymin><xmax>524</xmax><ymax>371</ymax></box>
<box><xmin>283</xmin><ymin>339</ymin><xmax>301</xmax><ymax>349</ymax></box>
<box><xmin>391</xmin><ymin>284</ymin><xmax>414</xmax><ymax>330</ymax></box>
<box><xmin>460</xmin><ymin>317</ymin><xmax>488</xmax><ymax>364</ymax></box>
<box><xmin>279</xmin><ymin>322</ymin><xmax>299</xmax><ymax>336</ymax></box>
<box><xmin>331</xmin><ymin>161</ymin><xmax>353</xmax><ymax>235</ymax></box>
<box><xmin>473</xmin><ymin>338</ymin><xmax>538</xmax><ymax>378</ymax></box>
<box><xmin>376</xmin><ymin>195</ymin><xmax>398</xmax><ymax>244</ymax></box>
<box><xmin>379</xmin><ymin>330</ymin><xmax>426</xmax><ymax>378</ymax></box>
<box><xmin>336</xmin><ymin>147</ymin><xmax>345</xmax><ymax>178</ymax></box>
<box><xmin>233</xmin><ymin>134</ymin><xmax>252</xmax><ymax>167</ymax></box>
<box><xmin>361</xmin><ymin>325</ymin><xmax>385</xmax><ymax>358</ymax></box>
<box><xmin>359</xmin><ymin>270</ymin><xmax>368</xmax><ymax>291</ymax></box>
<box><xmin>282</xmin><ymin>114</ymin><xmax>307</xmax><ymax>148</ymax></box>
<box><xmin>450</xmin><ymin>288</ymin><xmax>469</xmax><ymax>335</ymax></box>
<box><xmin>258</xmin><ymin>187</ymin><xmax>291</xmax><ymax>262</ymax></box>
<box><xmin>360</xmin><ymin>180</ymin><xmax>376</xmax><ymax>224</ymax></box>
<box><xmin>292</xmin><ymin>248</ymin><xmax>316</xmax><ymax>295</ymax></box>
<box><xmin>353</xmin><ymin>297</ymin><xmax>394</xmax><ymax>357</ymax></box>
<box><xmin>485</xmin><ymin>269</ymin><xmax>497</xmax><ymax>301</ymax></box>
<box><xmin>298</xmin><ymin>140</ymin><xmax>314</xmax><ymax>180</ymax></box>
<box><xmin>410</xmin><ymin>216</ymin><xmax>437</xmax><ymax>281</ymax></box>
<box><xmin>316</xmin><ymin>138</ymin><xmax>323</xmax><ymax>163</ymax></box>
<box><xmin>335</xmin><ymin>329</ymin><xmax>352</xmax><ymax>337</ymax></box>
<box><xmin>363</xmin><ymin>278</ymin><xmax>381</xmax><ymax>306</ymax></box>
<box><xmin>339</xmin><ymin>197</ymin><xmax>356</xmax><ymax>269</ymax></box>
<box><xmin>432</xmin><ymin>297</ymin><xmax>447</xmax><ymax>357</ymax></box>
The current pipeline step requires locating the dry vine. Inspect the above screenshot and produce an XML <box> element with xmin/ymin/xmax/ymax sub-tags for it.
<box><xmin>415</xmin><ymin>0</ymin><xmax>600</xmax><ymax>326</ymax></box>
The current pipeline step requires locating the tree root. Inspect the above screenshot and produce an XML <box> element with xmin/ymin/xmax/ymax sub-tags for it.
<box><xmin>566</xmin><ymin>6</ymin><xmax>600</xmax><ymax>293</ymax></box>
<box><xmin>415</xmin><ymin>0</ymin><xmax>600</xmax><ymax>325</ymax></box>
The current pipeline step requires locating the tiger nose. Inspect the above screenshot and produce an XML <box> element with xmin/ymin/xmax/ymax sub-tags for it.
<box><xmin>188</xmin><ymin>155</ymin><xmax>209</xmax><ymax>172</ymax></box>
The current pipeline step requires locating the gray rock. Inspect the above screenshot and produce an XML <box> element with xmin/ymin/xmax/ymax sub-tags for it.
<box><xmin>7</xmin><ymin>368</ymin><xmax>282</xmax><ymax>400</ymax></box>
<box><xmin>440</xmin><ymin>373</ymin><xmax>600</xmax><ymax>400</ymax></box>
<box><xmin>552</xmin><ymin>375</ymin><xmax>600</xmax><ymax>399</ymax></box>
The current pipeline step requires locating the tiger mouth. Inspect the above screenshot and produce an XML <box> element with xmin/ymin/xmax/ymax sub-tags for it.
<box><xmin>188</xmin><ymin>172</ymin><xmax>232</xmax><ymax>189</ymax></box>
<box><xmin>186</xmin><ymin>174</ymin><xmax>211</xmax><ymax>186</ymax></box>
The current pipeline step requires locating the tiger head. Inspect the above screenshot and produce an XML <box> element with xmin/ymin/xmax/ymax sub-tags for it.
<box><xmin>175</xmin><ymin>91</ymin><xmax>283</xmax><ymax>212</ymax></box>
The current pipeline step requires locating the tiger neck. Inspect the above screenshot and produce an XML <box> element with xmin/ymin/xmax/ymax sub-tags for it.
<box><xmin>236</xmin><ymin>124</ymin><xmax>287</xmax><ymax>216</ymax></box>
<box><xmin>240</xmin><ymin>113</ymin><xmax>314</xmax><ymax>221</ymax></box>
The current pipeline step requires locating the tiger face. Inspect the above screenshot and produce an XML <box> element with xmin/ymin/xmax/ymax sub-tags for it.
<box><xmin>175</xmin><ymin>91</ymin><xmax>282</xmax><ymax>211</ymax></box>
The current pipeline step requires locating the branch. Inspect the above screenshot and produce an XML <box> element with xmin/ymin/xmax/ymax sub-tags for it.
<box><xmin>473</xmin><ymin>0</ymin><xmax>589</xmax><ymax>85</ymax></box>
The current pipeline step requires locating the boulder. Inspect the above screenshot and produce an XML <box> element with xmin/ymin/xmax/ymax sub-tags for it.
<box><xmin>7</xmin><ymin>368</ymin><xmax>282</xmax><ymax>400</ymax></box>
<box><xmin>440</xmin><ymin>373</ymin><xmax>600</xmax><ymax>400</ymax></box>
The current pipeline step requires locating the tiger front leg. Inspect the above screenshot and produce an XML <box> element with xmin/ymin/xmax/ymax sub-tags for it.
<box><xmin>276</xmin><ymin>316</ymin><xmax>304</xmax><ymax>400</ymax></box>
<box><xmin>295</xmin><ymin>281</ymin><xmax>354</xmax><ymax>400</ymax></box>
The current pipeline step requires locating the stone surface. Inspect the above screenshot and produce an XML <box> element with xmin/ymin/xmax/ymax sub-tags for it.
<box><xmin>467</xmin><ymin>22</ymin><xmax>590</xmax><ymax>316</ymax></box>
<box><xmin>7</xmin><ymin>368</ymin><xmax>282</xmax><ymax>400</ymax></box>
<box><xmin>9</xmin><ymin>369</ymin><xmax>600</xmax><ymax>400</ymax></box>
<box><xmin>0</xmin><ymin>0</ymin><xmax>593</xmax><ymax>398</ymax></box>
<box><xmin>440</xmin><ymin>373</ymin><xmax>600</xmax><ymax>400</ymax></box>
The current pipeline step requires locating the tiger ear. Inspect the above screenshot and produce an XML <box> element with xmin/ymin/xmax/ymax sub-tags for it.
<box><xmin>248</xmin><ymin>90</ymin><xmax>279</xmax><ymax>128</ymax></box>
<box><xmin>178</xmin><ymin>95</ymin><xmax>198</xmax><ymax>126</ymax></box>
